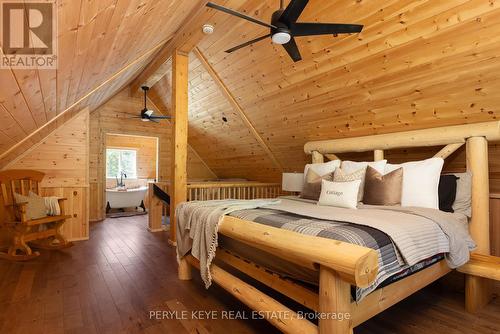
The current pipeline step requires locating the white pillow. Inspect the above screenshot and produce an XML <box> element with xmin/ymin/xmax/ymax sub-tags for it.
<box><xmin>385</xmin><ymin>158</ymin><xmax>444</xmax><ymax>209</ymax></box>
<box><xmin>304</xmin><ymin>160</ymin><xmax>341</xmax><ymax>180</ymax></box>
<box><xmin>341</xmin><ymin>160</ymin><xmax>387</xmax><ymax>175</ymax></box>
<box><xmin>318</xmin><ymin>179</ymin><xmax>361</xmax><ymax>209</ymax></box>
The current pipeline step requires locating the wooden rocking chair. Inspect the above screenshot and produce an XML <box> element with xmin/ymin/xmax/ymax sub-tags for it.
<box><xmin>0</xmin><ymin>170</ymin><xmax>73</xmax><ymax>261</ymax></box>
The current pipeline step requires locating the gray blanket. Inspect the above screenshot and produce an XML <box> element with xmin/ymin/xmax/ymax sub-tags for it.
<box><xmin>264</xmin><ymin>198</ymin><xmax>475</xmax><ymax>268</ymax></box>
<box><xmin>176</xmin><ymin>198</ymin><xmax>475</xmax><ymax>292</ymax></box>
<box><xmin>176</xmin><ymin>199</ymin><xmax>281</xmax><ymax>288</ymax></box>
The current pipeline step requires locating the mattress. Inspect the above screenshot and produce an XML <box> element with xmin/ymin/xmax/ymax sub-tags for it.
<box><xmin>222</xmin><ymin>208</ymin><xmax>445</xmax><ymax>302</ymax></box>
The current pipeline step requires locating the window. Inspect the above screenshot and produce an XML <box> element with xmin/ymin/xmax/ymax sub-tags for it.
<box><xmin>106</xmin><ymin>149</ymin><xmax>137</xmax><ymax>179</ymax></box>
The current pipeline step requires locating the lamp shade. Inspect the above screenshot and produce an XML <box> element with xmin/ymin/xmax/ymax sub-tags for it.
<box><xmin>282</xmin><ymin>173</ymin><xmax>304</xmax><ymax>192</ymax></box>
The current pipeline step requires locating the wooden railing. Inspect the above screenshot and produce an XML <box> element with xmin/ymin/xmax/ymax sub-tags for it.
<box><xmin>187</xmin><ymin>182</ymin><xmax>282</xmax><ymax>201</ymax></box>
<box><xmin>148</xmin><ymin>181</ymin><xmax>283</xmax><ymax>232</ymax></box>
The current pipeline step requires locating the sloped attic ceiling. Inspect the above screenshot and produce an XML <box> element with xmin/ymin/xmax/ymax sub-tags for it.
<box><xmin>149</xmin><ymin>0</ymin><xmax>500</xmax><ymax>182</ymax></box>
<box><xmin>0</xmin><ymin>0</ymin><xmax>203</xmax><ymax>160</ymax></box>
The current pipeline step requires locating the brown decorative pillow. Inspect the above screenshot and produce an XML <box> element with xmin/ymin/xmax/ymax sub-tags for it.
<box><xmin>363</xmin><ymin>166</ymin><xmax>403</xmax><ymax>206</ymax></box>
<box><xmin>333</xmin><ymin>167</ymin><xmax>366</xmax><ymax>202</ymax></box>
<box><xmin>13</xmin><ymin>192</ymin><xmax>47</xmax><ymax>220</ymax></box>
<box><xmin>300</xmin><ymin>169</ymin><xmax>333</xmax><ymax>201</ymax></box>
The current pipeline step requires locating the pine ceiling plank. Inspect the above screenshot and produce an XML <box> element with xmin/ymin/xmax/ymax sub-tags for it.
<box><xmin>107</xmin><ymin>0</ymin><xmax>190</xmax><ymax>75</ymax></box>
<box><xmin>12</xmin><ymin>68</ymin><xmax>47</xmax><ymax>127</ymax></box>
<box><xmin>65</xmin><ymin>0</ymin><xmax>100</xmax><ymax>108</ymax></box>
<box><xmin>98</xmin><ymin>0</ymin><xmax>158</xmax><ymax>80</ymax></box>
<box><xmin>0</xmin><ymin>40</ymin><xmax>163</xmax><ymax>165</ymax></box>
<box><xmin>56</xmin><ymin>0</ymin><xmax>83</xmax><ymax>112</ymax></box>
<box><xmin>241</xmin><ymin>8</ymin><xmax>500</xmax><ymax>117</ymax></box>
<box><xmin>130</xmin><ymin>0</ymin><xmax>226</xmax><ymax>92</ymax></box>
<box><xmin>0</xmin><ymin>103</ymin><xmax>27</xmax><ymax>143</ymax></box>
<box><xmin>38</xmin><ymin>69</ymin><xmax>57</xmax><ymax>122</ymax></box>
<box><xmin>209</xmin><ymin>0</ymin><xmax>470</xmax><ymax>97</ymax></box>
<box><xmin>206</xmin><ymin>0</ymin><xmax>465</xmax><ymax>93</ymax></box>
<box><xmin>0</xmin><ymin>69</ymin><xmax>38</xmax><ymax>135</ymax></box>
<box><xmin>77</xmin><ymin>0</ymin><xmax>128</xmax><ymax>97</ymax></box>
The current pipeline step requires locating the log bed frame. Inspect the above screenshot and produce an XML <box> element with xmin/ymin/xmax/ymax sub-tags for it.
<box><xmin>178</xmin><ymin>121</ymin><xmax>500</xmax><ymax>334</ymax></box>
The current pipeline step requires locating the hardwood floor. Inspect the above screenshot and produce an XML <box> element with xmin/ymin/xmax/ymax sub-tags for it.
<box><xmin>0</xmin><ymin>216</ymin><xmax>499</xmax><ymax>334</ymax></box>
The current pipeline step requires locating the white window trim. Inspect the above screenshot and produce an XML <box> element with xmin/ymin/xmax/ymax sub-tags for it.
<box><xmin>106</xmin><ymin>148</ymin><xmax>138</xmax><ymax>179</ymax></box>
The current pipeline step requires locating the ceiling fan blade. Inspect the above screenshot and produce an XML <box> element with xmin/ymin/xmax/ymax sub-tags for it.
<box><xmin>280</xmin><ymin>0</ymin><xmax>309</xmax><ymax>24</ymax></box>
<box><xmin>291</xmin><ymin>23</ymin><xmax>363</xmax><ymax>36</ymax></box>
<box><xmin>130</xmin><ymin>116</ymin><xmax>143</xmax><ymax>119</ymax></box>
<box><xmin>282</xmin><ymin>37</ymin><xmax>302</xmax><ymax>62</ymax></box>
<box><xmin>149</xmin><ymin>118</ymin><xmax>160</xmax><ymax>123</ymax></box>
<box><xmin>225</xmin><ymin>34</ymin><xmax>271</xmax><ymax>53</ymax></box>
<box><xmin>207</xmin><ymin>2</ymin><xmax>277</xmax><ymax>29</ymax></box>
<box><xmin>149</xmin><ymin>115</ymin><xmax>172</xmax><ymax>119</ymax></box>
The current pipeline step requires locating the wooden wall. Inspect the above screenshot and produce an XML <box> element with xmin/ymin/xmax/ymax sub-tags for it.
<box><xmin>2</xmin><ymin>109</ymin><xmax>90</xmax><ymax>241</ymax></box>
<box><xmin>89</xmin><ymin>89</ymin><xmax>216</xmax><ymax>221</ymax></box>
<box><xmin>106</xmin><ymin>134</ymin><xmax>158</xmax><ymax>180</ymax></box>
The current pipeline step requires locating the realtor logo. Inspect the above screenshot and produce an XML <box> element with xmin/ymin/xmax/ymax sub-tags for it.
<box><xmin>1</xmin><ymin>0</ymin><xmax>57</xmax><ymax>69</ymax></box>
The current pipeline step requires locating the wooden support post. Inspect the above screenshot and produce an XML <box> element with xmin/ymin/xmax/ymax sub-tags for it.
<box><xmin>170</xmin><ymin>50</ymin><xmax>189</xmax><ymax>244</ymax></box>
<box><xmin>465</xmin><ymin>136</ymin><xmax>492</xmax><ymax>313</ymax></box>
<box><xmin>312</xmin><ymin>151</ymin><xmax>325</xmax><ymax>164</ymax></box>
<box><xmin>319</xmin><ymin>266</ymin><xmax>353</xmax><ymax>334</ymax></box>
<box><xmin>148</xmin><ymin>183</ymin><xmax>163</xmax><ymax>232</ymax></box>
<box><xmin>374</xmin><ymin>150</ymin><xmax>384</xmax><ymax>161</ymax></box>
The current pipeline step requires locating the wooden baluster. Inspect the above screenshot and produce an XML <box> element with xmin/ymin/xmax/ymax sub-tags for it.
<box><xmin>20</xmin><ymin>180</ymin><xmax>26</xmax><ymax>195</ymax></box>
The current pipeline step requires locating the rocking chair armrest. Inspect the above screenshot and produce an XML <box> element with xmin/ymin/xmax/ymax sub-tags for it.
<box><xmin>12</xmin><ymin>202</ymin><xmax>29</xmax><ymax>223</ymax></box>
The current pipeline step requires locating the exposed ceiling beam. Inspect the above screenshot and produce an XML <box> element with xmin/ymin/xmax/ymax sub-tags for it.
<box><xmin>192</xmin><ymin>47</ymin><xmax>283</xmax><ymax>170</ymax></box>
<box><xmin>130</xmin><ymin>0</ymin><xmax>211</xmax><ymax>92</ymax></box>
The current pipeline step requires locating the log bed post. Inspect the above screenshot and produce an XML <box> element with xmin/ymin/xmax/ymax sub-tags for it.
<box><xmin>465</xmin><ymin>136</ymin><xmax>492</xmax><ymax>313</ymax></box>
<box><xmin>312</xmin><ymin>151</ymin><xmax>324</xmax><ymax>163</ymax></box>
<box><xmin>319</xmin><ymin>266</ymin><xmax>353</xmax><ymax>334</ymax></box>
<box><xmin>374</xmin><ymin>150</ymin><xmax>384</xmax><ymax>161</ymax></box>
<box><xmin>170</xmin><ymin>50</ymin><xmax>189</xmax><ymax>245</ymax></box>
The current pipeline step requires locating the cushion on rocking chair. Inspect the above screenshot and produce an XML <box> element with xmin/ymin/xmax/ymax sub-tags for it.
<box><xmin>14</xmin><ymin>192</ymin><xmax>47</xmax><ymax>221</ymax></box>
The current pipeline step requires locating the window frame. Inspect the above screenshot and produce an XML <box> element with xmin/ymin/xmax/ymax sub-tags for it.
<box><xmin>106</xmin><ymin>148</ymin><xmax>138</xmax><ymax>179</ymax></box>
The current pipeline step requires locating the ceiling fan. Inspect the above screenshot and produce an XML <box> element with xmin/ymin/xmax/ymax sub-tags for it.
<box><xmin>206</xmin><ymin>0</ymin><xmax>363</xmax><ymax>62</ymax></box>
<box><xmin>132</xmin><ymin>86</ymin><xmax>172</xmax><ymax>123</ymax></box>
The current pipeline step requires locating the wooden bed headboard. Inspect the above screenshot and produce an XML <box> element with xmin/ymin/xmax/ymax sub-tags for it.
<box><xmin>304</xmin><ymin>121</ymin><xmax>500</xmax><ymax>256</ymax></box>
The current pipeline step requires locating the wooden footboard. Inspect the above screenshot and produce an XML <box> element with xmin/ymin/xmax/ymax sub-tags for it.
<box><xmin>217</xmin><ymin>216</ymin><xmax>379</xmax><ymax>288</ymax></box>
<box><xmin>178</xmin><ymin>216</ymin><xmax>379</xmax><ymax>333</ymax></box>
<box><xmin>178</xmin><ymin>216</ymin><xmax>454</xmax><ymax>334</ymax></box>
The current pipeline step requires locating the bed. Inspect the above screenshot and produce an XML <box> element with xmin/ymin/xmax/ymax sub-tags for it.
<box><xmin>176</xmin><ymin>121</ymin><xmax>499</xmax><ymax>334</ymax></box>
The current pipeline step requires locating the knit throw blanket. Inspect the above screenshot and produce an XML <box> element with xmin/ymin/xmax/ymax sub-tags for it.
<box><xmin>176</xmin><ymin>199</ymin><xmax>281</xmax><ymax>288</ymax></box>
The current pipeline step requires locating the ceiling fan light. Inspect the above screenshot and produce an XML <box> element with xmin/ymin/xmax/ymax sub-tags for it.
<box><xmin>141</xmin><ymin>118</ymin><xmax>149</xmax><ymax>122</ymax></box>
<box><xmin>272</xmin><ymin>32</ymin><xmax>291</xmax><ymax>45</ymax></box>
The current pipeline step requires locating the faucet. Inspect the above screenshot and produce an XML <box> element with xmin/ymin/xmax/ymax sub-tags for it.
<box><xmin>116</xmin><ymin>171</ymin><xmax>127</xmax><ymax>188</ymax></box>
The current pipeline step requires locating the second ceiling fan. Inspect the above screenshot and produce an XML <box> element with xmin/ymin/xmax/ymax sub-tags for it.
<box><xmin>207</xmin><ymin>0</ymin><xmax>364</xmax><ymax>62</ymax></box>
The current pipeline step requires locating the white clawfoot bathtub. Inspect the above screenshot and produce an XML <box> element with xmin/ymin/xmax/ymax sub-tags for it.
<box><xmin>106</xmin><ymin>187</ymin><xmax>148</xmax><ymax>211</ymax></box>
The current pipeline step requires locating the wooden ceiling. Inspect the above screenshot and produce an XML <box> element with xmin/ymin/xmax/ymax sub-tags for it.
<box><xmin>148</xmin><ymin>0</ymin><xmax>500</xmax><ymax>181</ymax></box>
<box><xmin>3</xmin><ymin>0</ymin><xmax>500</xmax><ymax>182</ymax></box>
<box><xmin>0</xmin><ymin>0</ymin><xmax>202</xmax><ymax>160</ymax></box>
